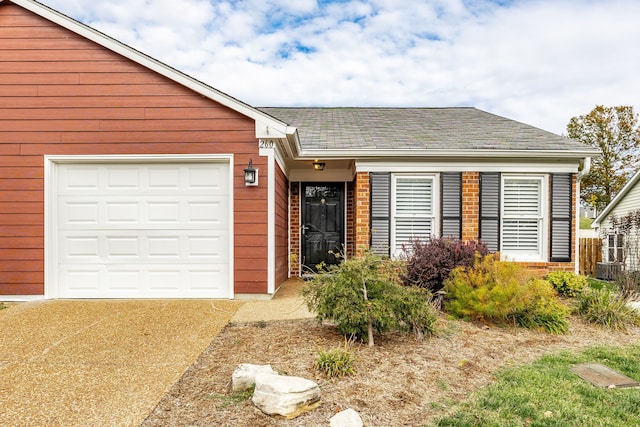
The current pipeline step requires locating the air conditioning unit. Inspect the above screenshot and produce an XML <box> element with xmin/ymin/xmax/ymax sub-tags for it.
<box><xmin>596</xmin><ymin>262</ymin><xmax>622</xmax><ymax>281</ymax></box>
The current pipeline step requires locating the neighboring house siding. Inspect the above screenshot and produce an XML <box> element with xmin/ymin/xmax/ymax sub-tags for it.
<box><xmin>274</xmin><ymin>163</ymin><xmax>289</xmax><ymax>287</ymax></box>
<box><xmin>599</xmin><ymin>180</ymin><xmax>640</xmax><ymax>270</ymax></box>
<box><xmin>0</xmin><ymin>4</ymin><xmax>268</xmax><ymax>295</ymax></box>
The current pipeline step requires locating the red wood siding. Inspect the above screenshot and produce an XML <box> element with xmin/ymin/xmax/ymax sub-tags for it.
<box><xmin>274</xmin><ymin>163</ymin><xmax>289</xmax><ymax>287</ymax></box>
<box><xmin>0</xmin><ymin>3</ymin><xmax>269</xmax><ymax>295</ymax></box>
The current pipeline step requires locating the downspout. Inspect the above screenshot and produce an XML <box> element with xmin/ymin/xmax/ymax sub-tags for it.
<box><xmin>575</xmin><ymin>157</ymin><xmax>592</xmax><ymax>273</ymax></box>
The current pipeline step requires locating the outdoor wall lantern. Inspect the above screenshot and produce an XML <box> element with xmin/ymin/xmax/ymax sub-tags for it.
<box><xmin>313</xmin><ymin>160</ymin><xmax>326</xmax><ymax>171</ymax></box>
<box><xmin>244</xmin><ymin>159</ymin><xmax>258</xmax><ymax>186</ymax></box>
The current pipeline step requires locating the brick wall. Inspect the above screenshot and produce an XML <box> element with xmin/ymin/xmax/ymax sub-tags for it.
<box><xmin>289</xmin><ymin>182</ymin><xmax>300</xmax><ymax>277</ymax></box>
<box><xmin>462</xmin><ymin>172</ymin><xmax>480</xmax><ymax>241</ymax></box>
<box><xmin>355</xmin><ymin>172</ymin><xmax>370</xmax><ymax>255</ymax></box>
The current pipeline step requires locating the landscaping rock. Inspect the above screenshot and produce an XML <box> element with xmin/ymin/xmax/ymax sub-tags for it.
<box><xmin>330</xmin><ymin>408</ymin><xmax>363</xmax><ymax>427</ymax></box>
<box><xmin>252</xmin><ymin>373</ymin><xmax>321</xmax><ymax>419</ymax></box>
<box><xmin>231</xmin><ymin>364</ymin><xmax>276</xmax><ymax>392</ymax></box>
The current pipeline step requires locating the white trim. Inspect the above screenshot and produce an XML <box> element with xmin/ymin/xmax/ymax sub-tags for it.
<box><xmin>266</xmin><ymin>151</ymin><xmax>276</xmax><ymax>294</ymax></box>
<box><xmin>390</xmin><ymin>173</ymin><xmax>440</xmax><ymax>258</ymax></box>
<box><xmin>44</xmin><ymin>154</ymin><xmax>235</xmax><ymax>299</ymax></box>
<box><xmin>0</xmin><ymin>295</ymin><xmax>45</xmax><ymax>302</ymax></box>
<box><xmin>500</xmin><ymin>174</ymin><xmax>549</xmax><ymax>263</ymax></box>
<box><xmin>297</xmin><ymin>182</ymin><xmax>302</xmax><ymax>277</ymax></box>
<box><xmin>302</xmin><ymin>149</ymin><xmax>599</xmax><ymax>159</ymax></box>
<box><xmin>358</xmin><ymin>161</ymin><xmax>578</xmax><ymax>174</ymax></box>
<box><xmin>287</xmin><ymin>180</ymin><xmax>292</xmax><ymax>279</ymax></box>
<box><xmin>575</xmin><ymin>175</ymin><xmax>581</xmax><ymax>273</ymax></box>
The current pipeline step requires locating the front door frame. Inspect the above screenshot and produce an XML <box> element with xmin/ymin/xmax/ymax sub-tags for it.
<box><xmin>300</xmin><ymin>182</ymin><xmax>347</xmax><ymax>273</ymax></box>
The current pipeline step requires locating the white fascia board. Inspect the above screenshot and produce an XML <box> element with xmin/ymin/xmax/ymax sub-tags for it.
<box><xmin>297</xmin><ymin>148</ymin><xmax>600</xmax><ymax>160</ymax></box>
<box><xmin>356</xmin><ymin>160</ymin><xmax>579</xmax><ymax>174</ymax></box>
<box><xmin>10</xmin><ymin>0</ymin><xmax>290</xmax><ymax>138</ymax></box>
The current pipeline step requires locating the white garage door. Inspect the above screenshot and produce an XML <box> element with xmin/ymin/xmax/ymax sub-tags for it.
<box><xmin>55</xmin><ymin>162</ymin><xmax>231</xmax><ymax>299</ymax></box>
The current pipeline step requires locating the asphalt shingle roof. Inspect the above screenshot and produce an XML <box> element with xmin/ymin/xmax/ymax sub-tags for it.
<box><xmin>259</xmin><ymin>107</ymin><xmax>593</xmax><ymax>152</ymax></box>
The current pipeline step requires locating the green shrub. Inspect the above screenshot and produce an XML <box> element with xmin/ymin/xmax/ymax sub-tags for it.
<box><xmin>444</xmin><ymin>254</ymin><xmax>569</xmax><ymax>334</ymax></box>
<box><xmin>545</xmin><ymin>271</ymin><xmax>588</xmax><ymax>297</ymax></box>
<box><xmin>315</xmin><ymin>342</ymin><xmax>357</xmax><ymax>379</ymax></box>
<box><xmin>509</xmin><ymin>296</ymin><xmax>570</xmax><ymax>334</ymax></box>
<box><xmin>302</xmin><ymin>251</ymin><xmax>438</xmax><ymax>346</ymax></box>
<box><xmin>576</xmin><ymin>288</ymin><xmax>640</xmax><ymax>330</ymax></box>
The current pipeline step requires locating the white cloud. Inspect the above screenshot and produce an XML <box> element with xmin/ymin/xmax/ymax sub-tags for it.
<box><xmin>43</xmin><ymin>0</ymin><xmax>640</xmax><ymax>134</ymax></box>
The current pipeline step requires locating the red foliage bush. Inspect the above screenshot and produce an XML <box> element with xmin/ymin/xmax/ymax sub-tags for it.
<box><xmin>401</xmin><ymin>237</ymin><xmax>491</xmax><ymax>293</ymax></box>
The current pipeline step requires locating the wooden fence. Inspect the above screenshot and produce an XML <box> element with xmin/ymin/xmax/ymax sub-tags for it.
<box><xmin>579</xmin><ymin>237</ymin><xmax>601</xmax><ymax>277</ymax></box>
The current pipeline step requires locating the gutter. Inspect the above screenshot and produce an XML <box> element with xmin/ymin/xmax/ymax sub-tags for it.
<box><xmin>577</xmin><ymin>156</ymin><xmax>592</xmax><ymax>179</ymax></box>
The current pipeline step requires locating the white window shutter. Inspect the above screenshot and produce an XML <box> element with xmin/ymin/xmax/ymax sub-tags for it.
<box><xmin>502</xmin><ymin>178</ymin><xmax>542</xmax><ymax>255</ymax></box>
<box><xmin>393</xmin><ymin>176</ymin><xmax>434</xmax><ymax>253</ymax></box>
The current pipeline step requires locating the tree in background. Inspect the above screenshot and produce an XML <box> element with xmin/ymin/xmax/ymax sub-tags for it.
<box><xmin>567</xmin><ymin>105</ymin><xmax>640</xmax><ymax>211</ymax></box>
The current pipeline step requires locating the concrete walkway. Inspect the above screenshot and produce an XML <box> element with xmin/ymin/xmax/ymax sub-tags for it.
<box><xmin>231</xmin><ymin>278</ymin><xmax>314</xmax><ymax>323</ymax></box>
<box><xmin>0</xmin><ymin>279</ymin><xmax>313</xmax><ymax>426</ymax></box>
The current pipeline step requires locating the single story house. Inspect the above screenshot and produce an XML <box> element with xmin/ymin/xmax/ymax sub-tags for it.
<box><xmin>0</xmin><ymin>0</ymin><xmax>600</xmax><ymax>300</ymax></box>
<box><xmin>592</xmin><ymin>168</ymin><xmax>640</xmax><ymax>273</ymax></box>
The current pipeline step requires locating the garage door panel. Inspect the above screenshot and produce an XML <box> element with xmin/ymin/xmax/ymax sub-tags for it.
<box><xmin>55</xmin><ymin>161</ymin><xmax>231</xmax><ymax>299</ymax></box>
<box><xmin>59</xmin><ymin>196</ymin><xmax>228</xmax><ymax>229</ymax></box>
<box><xmin>59</xmin><ymin>164</ymin><xmax>229</xmax><ymax>196</ymax></box>
<box><xmin>60</xmin><ymin>231</ymin><xmax>229</xmax><ymax>263</ymax></box>
<box><xmin>59</xmin><ymin>264</ymin><xmax>228</xmax><ymax>298</ymax></box>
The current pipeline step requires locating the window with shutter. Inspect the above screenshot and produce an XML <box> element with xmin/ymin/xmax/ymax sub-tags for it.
<box><xmin>441</xmin><ymin>173</ymin><xmax>462</xmax><ymax>239</ymax></box>
<box><xmin>391</xmin><ymin>175</ymin><xmax>438</xmax><ymax>255</ymax></box>
<box><xmin>501</xmin><ymin>175</ymin><xmax>547</xmax><ymax>261</ymax></box>
<box><xmin>370</xmin><ymin>173</ymin><xmax>391</xmax><ymax>256</ymax></box>
<box><xmin>550</xmin><ymin>174</ymin><xmax>572</xmax><ymax>262</ymax></box>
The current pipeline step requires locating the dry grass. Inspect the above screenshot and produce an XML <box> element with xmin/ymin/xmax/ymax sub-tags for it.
<box><xmin>142</xmin><ymin>315</ymin><xmax>640</xmax><ymax>427</ymax></box>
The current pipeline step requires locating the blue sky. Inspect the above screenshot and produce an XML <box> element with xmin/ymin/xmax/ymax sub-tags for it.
<box><xmin>45</xmin><ymin>0</ymin><xmax>640</xmax><ymax>135</ymax></box>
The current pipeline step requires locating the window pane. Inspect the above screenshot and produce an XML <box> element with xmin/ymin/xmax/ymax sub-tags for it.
<box><xmin>395</xmin><ymin>178</ymin><xmax>432</xmax><ymax>215</ymax></box>
<box><xmin>503</xmin><ymin>219</ymin><xmax>539</xmax><ymax>251</ymax></box>
<box><xmin>503</xmin><ymin>179</ymin><xmax>541</xmax><ymax>216</ymax></box>
<box><xmin>394</xmin><ymin>218</ymin><xmax>432</xmax><ymax>252</ymax></box>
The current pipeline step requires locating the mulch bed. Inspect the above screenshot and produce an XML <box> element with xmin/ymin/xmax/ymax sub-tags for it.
<box><xmin>142</xmin><ymin>316</ymin><xmax>639</xmax><ymax>427</ymax></box>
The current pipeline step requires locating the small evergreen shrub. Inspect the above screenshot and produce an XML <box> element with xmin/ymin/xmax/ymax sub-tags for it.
<box><xmin>315</xmin><ymin>342</ymin><xmax>357</xmax><ymax>379</ymax></box>
<box><xmin>302</xmin><ymin>251</ymin><xmax>438</xmax><ymax>346</ymax></box>
<box><xmin>444</xmin><ymin>254</ymin><xmax>569</xmax><ymax>334</ymax></box>
<box><xmin>545</xmin><ymin>271</ymin><xmax>588</xmax><ymax>297</ymax></box>
<box><xmin>402</xmin><ymin>237</ymin><xmax>491</xmax><ymax>293</ymax></box>
<box><xmin>576</xmin><ymin>288</ymin><xmax>640</xmax><ymax>330</ymax></box>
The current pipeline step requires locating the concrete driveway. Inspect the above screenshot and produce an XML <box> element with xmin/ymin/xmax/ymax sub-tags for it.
<box><xmin>0</xmin><ymin>299</ymin><xmax>240</xmax><ymax>427</ymax></box>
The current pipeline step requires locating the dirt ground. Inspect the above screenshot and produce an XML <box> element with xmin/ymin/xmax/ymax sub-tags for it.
<box><xmin>142</xmin><ymin>315</ymin><xmax>639</xmax><ymax>427</ymax></box>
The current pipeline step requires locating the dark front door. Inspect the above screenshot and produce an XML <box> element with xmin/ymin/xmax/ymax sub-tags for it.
<box><xmin>302</xmin><ymin>183</ymin><xmax>345</xmax><ymax>271</ymax></box>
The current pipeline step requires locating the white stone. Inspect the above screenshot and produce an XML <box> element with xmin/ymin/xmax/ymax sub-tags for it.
<box><xmin>231</xmin><ymin>364</ymin><xmax>276</xmax><ymax>392</ymax></box>
<box><xmin>252</xmin><ymin>373</ymin><xmax>321</xmax><ymax>419</ymax></box>
<box><xmin>330</xmin><ymin>408</ymin><xmax>363</xmax><ymax>427</ymax></box>
<box><xmin>628</xmin><ymin>301</ymin><xmax>640</xmax><ymax>311</ymax></box>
